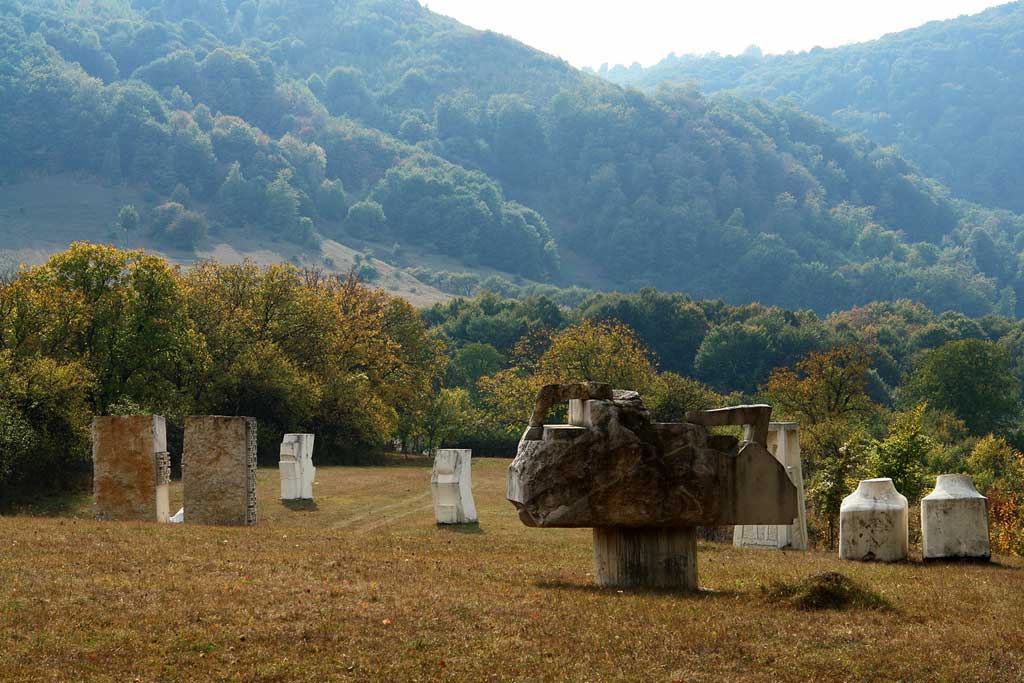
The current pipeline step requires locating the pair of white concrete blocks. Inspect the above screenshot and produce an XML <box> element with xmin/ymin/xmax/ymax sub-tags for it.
<box><xmin>279</xmin><ymin>433</ymin><xmax>315</xmax><ymax>500</ymax></box>
<box><xmin>431</xmin><ymin>449</ymin><xmax>477</xmax><ymax>524</ymax></box>
<box><xmin>840</xmin><ymin>475</ymin><xmax>990</xmax><ymax>562</ymax></box>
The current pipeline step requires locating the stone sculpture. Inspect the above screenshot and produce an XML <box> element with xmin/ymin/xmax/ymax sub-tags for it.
<box><xmin>733</xmin><ymin>422</ymin><xmax>809</xmax><ymax>550</ymax></box>
<box><xmin>921</xmin><ymin>474</ymin><xmax>990</xmax><ymax>561</ymax></box>
<box><xmin>279</xmin><ymin>433</ymin><xmax>316</xmax><ymax>500</ymax></box>
<box><xmin>182</xmin><ymin>416</ymin><xmax>257</xmax><ymax>526</ymax></box>
<box><xmin>839</xmin><ymin>478</ymin><xmax>908</xmax><ymax>562</ymax></box>
<box><xmin>507</xmin><ymin>383</ymin><xmax>798</xmax><ymax>590</ymax></box>
<box><xmin>92</xmin><ymin>415</ymin><xmax>171</xmax><ymax>523</ymax></box>
<box><xmin>432</xmin><ymin>449</ymin><xmax>477</xmax><ymax>524</ymax></box>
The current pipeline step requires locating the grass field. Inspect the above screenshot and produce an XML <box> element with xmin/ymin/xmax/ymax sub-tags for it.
<box><xmin>2</xmin><ymin>458</ymin><xmax>1024</xmax><ymax>682</ymax></box>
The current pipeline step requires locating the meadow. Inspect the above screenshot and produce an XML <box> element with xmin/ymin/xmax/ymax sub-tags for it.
<box><xmin>2</xmin><ymin>458</ymin><xmax>1023</xmax><ymax>682</ymax></box>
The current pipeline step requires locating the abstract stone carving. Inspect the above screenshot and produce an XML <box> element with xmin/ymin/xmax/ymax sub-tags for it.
<box><xmin>921</xmin><ymin>474</ymin><xmax>990</xmax><ymax>561</ymax></box>
<box><xmin>508</xmin><ymin>384</ymin><xmax>798</xmax><ymax>590</ymax></box>
<box><xmin>840</xmin><ymin>478</ymin><xmax>908</xmax><ymax>562</ymax></box>
<box><xmin>279</xmin><ymin>433</ymin><xmax>315</xmax><ymax>500</ymax></box>
<box><xmin>733</xmin><ymin>422</ymin><xmax>809</xmax><ymax>550</ymax></box>
<box><xmin>182</xmin><ymin>416</ymin><xmax>257</xmax><ymax>526</ymax></box>
<box><xmin>92</xmin><ymin>415</ymin><xmax>171</xmax><ymax>522</ymax></box>
<box><xmin>432</xmin><ymin>449</ymin><xmax>477</xmax><ymax>524</ymax></box>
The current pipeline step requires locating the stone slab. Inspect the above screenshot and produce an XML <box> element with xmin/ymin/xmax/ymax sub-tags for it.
<box><xmin>92</xmin><ymin>415</ymin><xmax>170</xmax><ymax>523</ymax></box>
<box><xmin>182</xmin><ymin>416</ymin><xmax>257</xmax><ymax>526</ymax></box>
<box><xmin>733</xmin><ymin>422</ymin><xmax>808</xmax><ymax>550</ymax></box>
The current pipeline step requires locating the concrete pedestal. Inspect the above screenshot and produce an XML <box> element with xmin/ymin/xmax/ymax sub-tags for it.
<box><xmin>840</xmin><ymin>478</ymin><xmax>908</xmax><ymax>562</ymax></box>
<box><xmin>922</xmin><ymin>474</ymin><xmax>990</xmax><ymax>561</ymax></box>
<box><xmin>593</xmin><ymin>527</ymin><xmax>698</xmax><ymax>590</ymax></box>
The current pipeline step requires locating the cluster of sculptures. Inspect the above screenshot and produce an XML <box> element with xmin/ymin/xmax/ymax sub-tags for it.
<box><xmin>90</xmin><ymin>382</ymin><xmax>992</xmax><ymax>593</ymax></box>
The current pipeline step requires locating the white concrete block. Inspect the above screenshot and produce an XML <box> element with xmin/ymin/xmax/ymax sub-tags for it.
<box><xmin>432</xmin><ymin>448</ymin><xmax>477</xmax><ymax>524</ymax></box>
<box><xmin>733</xmin><ymin>422</ymin><xmax>808</xmax><ymax>550</ymax></box>
<box><xmin>922</xmin><ymin>474</ymin><xmax>990</xmax><ymax>561</ymax></box>
<box><xmin>279</xmin><ymin>433</ymin><xmax>315</xmax><ymax>500</ymax></box>
<box><xmin>840</xmin><ymin>478</ymin><xmax>908</xmax><ymax>562</ymax></box>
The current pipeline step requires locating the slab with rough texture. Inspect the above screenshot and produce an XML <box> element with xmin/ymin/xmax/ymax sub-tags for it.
<box><xmin>840</xmin><ymin>478</ymin><xmax>908</xmax><ymax>562</ymax></box>
<box><xmin>92</xmin><ymin>415</ymin><xmax>170</xmax><ymax>523</ymax></box>
<box><xmin>280</xmin><ymin>433</ymin><xmax>316</xmax><ymax>500</ymax></box>
<box><xmin>432</xmin><ymin>449</ymin><xmax>477</xmax><ymax>524</ymax></box>
<box><xmin>922</xmin><ymin>474</ymin><xmax>990</xmax><ymax>561</ymax></box>
<box><xmin>733</xmin><ymin>422</ymin><xmax>809</xmax><ymax>550</ymax></box>
<box><xmin>182</xmin><ymin>416</ymin><xmax>257</xmax><ymax>526</ymax></box>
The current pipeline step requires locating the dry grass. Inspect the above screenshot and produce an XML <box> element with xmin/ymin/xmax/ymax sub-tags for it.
<box><xmin>2</xmin><ymin>458</ymin><xmax>1024</xmax><ymax>682</ymax></box>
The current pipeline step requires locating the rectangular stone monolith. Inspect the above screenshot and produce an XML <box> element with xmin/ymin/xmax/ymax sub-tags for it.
<box><xmin>182</xmin><ymin>416</ymin><xmax>257</xmax><ymax>526</ymax></box>
<box><xmin>92</xmin><ymin>415</ymin><xmax>170</xmax><ymax>522</ymax></box>
<box><xmin>733</xmin><ymin>422</ymin><xmax>808</xmax><ymax>550</ymax></box>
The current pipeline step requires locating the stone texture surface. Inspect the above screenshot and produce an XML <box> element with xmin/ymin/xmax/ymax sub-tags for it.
<box><xmin>593</xmin><ymin>526</ymin><xmax>696</xmax><ymax>588</ymax></box>
<box><xmin>733</xmin><ymin>422</ymin><xmax>808</xmax><ymax>550</ymax></box>
<box><xmin>279</xmin><ymin>433</ymin><xmax>316</xmax><ymax>500</ymax></box>
<box><xmin>922</xmin><ymin>474</ymin><xmax>990</xmax><ymax>561</ymax></box>
<box><xmin>685</xmin><ymin>404</ymin><xmax>772</xmax><ymax>447</ymax></box>
<box><xmin>182</xmin><ymin>416</ymin><xmax>257</xmax><ymax>526</ymax></box>
<box><xmin>92</xmin><ymin>415</ymin><xmax>170</xmax><ymax>523</ymax></box>
<box><xmin>432</xmin><ymin>449</ymin><xmax>477</xmax><ymax>524</ymax></box>
<box><xmin>508</xmin><ymin>391</ymin><xmax>798</xmax><ymax>529</ymax></box>
<box><xmin>840</xmin><ymin>478</ymin><xmax>908</xmax><ymax>562</ymax></box>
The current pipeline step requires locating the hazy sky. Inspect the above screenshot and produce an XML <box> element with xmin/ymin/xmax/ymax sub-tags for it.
<box><xmin>423</xmin><ymin>0</ymin><xmax>1005</xmax><ymax>68</ymax></box>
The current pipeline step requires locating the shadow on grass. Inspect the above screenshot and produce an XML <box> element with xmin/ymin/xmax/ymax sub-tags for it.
<box><xmin>535</xmin><ymin>580</ymin><xmax>737</xmax><ymax>599</ymax></box>
<box><xmin>438</xmin><ymin>522</ymin><xmax>484</xmax><ymax>534</ymax></box>
<box><xmin>282</xmin><ymin>499</ymin><xmax>319</xmax><ymax>512</ymax></box>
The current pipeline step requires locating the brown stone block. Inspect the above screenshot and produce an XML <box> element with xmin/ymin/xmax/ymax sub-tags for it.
<box><xmin>182</xmin><ymin>416</ymin><xmax>257</xmax><ymax>526</ymax></box>
<box><xmin>92</xmin><ymin>415</ymin><xmax>170</xmax><ymax>522</ymax></box>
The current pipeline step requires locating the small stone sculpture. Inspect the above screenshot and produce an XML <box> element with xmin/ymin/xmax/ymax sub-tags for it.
<box><xmin>839</xmin><ymin>478</ymin><xmax>908</xmax><ymax>562</ymax></box>
<box><xmin>182</xmin><ymin>416</ymin><xmax>258</xmax><ymax>526</ymax></box>
<box><xmin>508</xmin><ymin>383</ymin><xmax>798</xmax><ymax>590</ymax></box>
<box><xmin>279</xmin><ymin>433</ymin><xmax>316</xmax><ymax>500</ymax></box>
<box><xmin>921</xmin><ymin>474</ymin><xmax>990</xmax><ymax>561</ymax></box>
<box><xmin>92</xmin><ymin>415</ymin><xmax>171</xmax><ymax>523</ymax></box>
<box><xmin>432</xmin><ymin>449</ymin><xmax>477</xmax><ymax>524</ymax></box>
<box><xmin>733</xmin><ymin>422</ymin><xmax>809</xmax><ymax>550</ymax></box>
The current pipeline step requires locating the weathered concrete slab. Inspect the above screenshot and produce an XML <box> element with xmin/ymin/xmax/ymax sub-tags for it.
<box><xmin>92</xmin><ymin>415</ymin><xmax>170</xmax><ymax>523</ymax></box>
<box><xmin>182</xmin><ymin>416</ymin><xmax>257</xmax><ymax>526</ymax></box>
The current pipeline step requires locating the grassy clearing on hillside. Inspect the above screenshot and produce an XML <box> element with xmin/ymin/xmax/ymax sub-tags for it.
<box><xmin>2</xmin><ymin>458</ymin><xmax>1023</xmax><ymax>682</ymax></box>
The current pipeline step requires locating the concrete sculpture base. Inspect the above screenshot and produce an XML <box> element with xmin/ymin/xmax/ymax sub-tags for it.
<box><xmin>922</xmin><ymin>474</ymin><xmax>990</xmax><ymax>561</ymax></box>
<box><xmin>279</xmin><ymin>433</ymin><xmax>315</xmax><ymax>500</ymax></box>
<box><xmin>593</xmin><ymin>527</ymin><xmax>697</xmax><ymax>589</ymax></box>
<box><xmin>840</xmin><ymin>478</ymin><xmax>908</xmax><ymax>562</ymax></box>
<box><xmin>182</xmin><ymin>416</ymin><xmax>258</xmax><ymax>526</ymax></box>
<box><xmin>432</xmin><ymin>449</ymin><xmax>477</xmax><ymax>524</ymax></box>
<box><xmin>92</xmin><ymin>415</ymin><xmax>171</xmax><ymax>523</ymax></box>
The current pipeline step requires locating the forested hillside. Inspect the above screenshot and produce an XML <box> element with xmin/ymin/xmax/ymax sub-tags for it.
<box><xmin>602</xmin><ymin>2</ymin><xmax>1024</xmax><ymax>214</ymax></box>
<box><xmin>2</xmin><ymin>0</ymin><xmax>1024</xmax><ymax>315</ymax></box>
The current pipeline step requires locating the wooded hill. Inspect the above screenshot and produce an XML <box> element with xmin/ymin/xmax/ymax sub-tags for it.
<box><xmin>602</xmin><ymin>2</ymin><xmax>1024</xmax><ymax>214</ymax></box>
<box><xmin>2</xmin><ymin>0</ymin><xmax>1023</xmax><ymax>316</ymax></box>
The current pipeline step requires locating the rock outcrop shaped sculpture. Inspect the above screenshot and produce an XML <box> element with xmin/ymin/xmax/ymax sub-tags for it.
<box><xmin>432</xmin><ymin>449</ymin><xmax>477</xmax><ymax>524</ymax></box>
<box><xmin>921</xmin><ymin>474</ymin><xmax>990</xmax><ymax>561</ymax></box>
<box><xmin>840</xmin><ymin>478</ymin><xmax>908</xmax><ymax>562</ymax></box>
<box><xmin>507</xmin><ymin>383</ymin><xmax>798</xmax><ymax>590</ymax></box>
<box><xmin>279</xmin><ymin>433</ymin><xmax>316</xmax><ymax>500</ymax></box>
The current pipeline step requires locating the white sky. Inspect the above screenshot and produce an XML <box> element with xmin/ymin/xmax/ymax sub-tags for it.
<box><xmin>423</xmin><ymin>0</ymin><xmax>1007</xmax><ymax>68</ymax></box>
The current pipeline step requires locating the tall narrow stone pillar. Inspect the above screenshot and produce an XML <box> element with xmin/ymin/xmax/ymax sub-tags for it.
<box><xmin>92</xmin><ymin>415</ymin><xmax>170</xmax><ymax>522</ymax></box>
<box><xmin>279</xmin><ymin>433</ymin><xmax>315</xmax><ymax>500</ymax></box>
<box><xmin>432</xmin><ymin>449</ymin><xmax>477</xmax><ymax>524</ymax></box>
<box><xmin>183</xmin><ymin>416</ymin><xmax>257</xmax><ymax>526</ymax></box>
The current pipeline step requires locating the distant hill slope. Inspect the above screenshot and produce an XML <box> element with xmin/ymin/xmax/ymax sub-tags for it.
<box><xmin>2</xmin><ymin>0</ymin><xmax>1023</xmax><ymax>316</ymax></box>
<box><xmin>601</xmin><ymin>2</ymin><xmax>1024</xmax><ymax>214</ymax></box>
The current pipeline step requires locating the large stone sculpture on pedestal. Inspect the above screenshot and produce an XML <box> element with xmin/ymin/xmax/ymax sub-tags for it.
<box><xmin>733</xmin><ymin>422</ymin><xmax>808</xmax><ymax>550</ymax></box>
<box><xmin>432</xmin><ymin>449</ymin><xmax>477</xmax><ymax>524</ymax></box>
<box><xmin>840</xmin><ymin>478</ymin><xmax>908</xmax><ymax>562</ymax></box>
<box><xmin>921</xmin><ymin>474</ymin><xmax>990</xmax><ymax>561</ymax></box>
<box><xmin>182</xmin><ymin>416</ymin><xmax>258</xmax><ymax>526</ymax></box>
<box><xmin>92</xmin><ymin>415</ymin><xmax>171</xmax><ymax>522</ymax></box>
<box><xmin>507</xmin><ymin>383</ymin><xmax>798</xmax><ymax>590</ymax></box>
<box><xmin>279</xmin><ymin>433</ymin><xmax>315</xmax><ymax>500</ymax></box>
